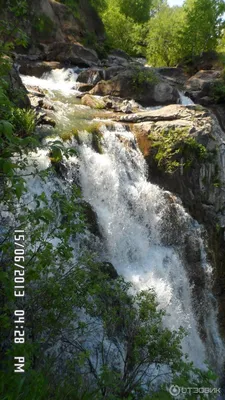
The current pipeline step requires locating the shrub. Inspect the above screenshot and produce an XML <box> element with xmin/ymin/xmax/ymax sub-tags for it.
<box><xmin>211</xmin><ymin>81</ymin><xmax>225</xmax><ymax>103</ymax></box>
<box><xmin>132</xmin><ymin>67</ymin><xmax>159</xmax><ymax>89</ymax></box>
<box><xmin>149</xmin><ymin>127</ymin><xmax>208</xmax><ymax>174</ymax></box>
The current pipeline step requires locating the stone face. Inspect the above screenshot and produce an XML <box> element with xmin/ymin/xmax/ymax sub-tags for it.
<box><xmin>77</xmin><ymin>68</ymin><xmax>104</xmax><ymax>84</ymax></box>
<box><xmin>90</xmin><ymin>69</ymin><xmax>179</xmax><ymax>107</ymax></box>
<box><xmin>156</xmin><ymin>67</ymin><xmax>188</xmax><ymax>85</ymax></box>
<box><xmin>185</xmin><ymin>70</ymin><xmax>222</xmax><ymax>105</ymax></box>
<box><xmin>81</xmin><ymin>94</ymin><xmax>105</xmax><ymax>109</ymax></box>
<box><xmin>45</xmin><ymin>42</ymin><xmax>99</xmax><ymax>67</ymax></box>
<box><xmin>19</xmin><ymin>61</ymin><xmax>63</xmax><ymax>77</ymax></box>
<box><xmin>5</xmin><ymin>65</ymin><xmax>30</xmax><ymax>108</ymax></box>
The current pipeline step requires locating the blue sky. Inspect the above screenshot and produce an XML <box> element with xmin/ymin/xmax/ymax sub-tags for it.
<box><xmin>168</xmin><ymin>0</ymin><xmax>184</xmax><ymax>6</ymax></box>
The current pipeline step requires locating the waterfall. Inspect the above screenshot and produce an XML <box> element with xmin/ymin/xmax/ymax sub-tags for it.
<box><xmin>77</xmin><ymin>125</ymin><xmax>224</xmax><ymax>371</ymax></box>
<box><xmin>19</xmin><ymin>69</ymin><xmax>225</xmax><ymax>379</ymax></box>
<box><xmin>179</xmin><ymin>91</ymin><xmax>195</xmax><ymax>106</ymax></box>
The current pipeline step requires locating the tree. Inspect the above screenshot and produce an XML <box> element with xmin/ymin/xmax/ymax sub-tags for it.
<box><xmin>180</xmin><ymin>0</ymin><xmax>225</xmax><ymax>60</ymax></box>
<box><xmin>146</xmin><ymin>5</ymin><xmax>184</xmax><ymax>66</ymax></box>
<box><xmin>101</xmin><ymin>1</ymin><xmax>138</xmax><ymax>54</ymax></box>
<box><xmin>118</xmin><ymin>0</ymin><xmax>153</xmax><ymax>23</ymax></box>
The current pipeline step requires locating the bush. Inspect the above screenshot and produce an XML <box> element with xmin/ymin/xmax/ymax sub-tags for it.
<box><xmin>211</xmin><ymin>81</ymin><xmax>225</xmax><ymax>103</ymax></box>
<box><xmin>149</xmin><ymin>127</ymin><xmax>208</xmax><ymax>174</ymax></box>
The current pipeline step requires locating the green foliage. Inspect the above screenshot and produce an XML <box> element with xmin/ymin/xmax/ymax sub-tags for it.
<box><xmin>149</xmin><ymin>127</ymin><xmax>208</xmax><ymax>174</ymax></box>
<box><xmin>180</xmin><ymin>0</ymin><xmax>225</xmax><ymax>62</ymax></box>
<box><xmin>132</xmin><ymin>67</ymin><xmax>159</xmax><ymax>89</ymax></box>
<box><xmin>0</xmin><ymin>0</ymin><xmax>28</xmax><ymax>55</ymax></box>
<box><xmin>211</xmin><ymin>80</ymin><xmax>225</xmax><ymax>103</ymax></box>
<box><xmin>146</xmin><ymin>5</ymin><xmax>184</xmax><ymax>66</ymax></box>
<box><xmin>32</xmin><ymin>14</ymin><xmax>55</xmax><ymax>36</ymax></box>
<box><xmin>101</xmin><ymin>2</ymin><xmax>139</xmax><ymax>55</ymax></box>
<box><xmin>10</xmin><ymin>108</ymin><xmax>36</xmax><ymax>137</ymax></box>
<box><xmin>117</xmin><ymin>0</ymin><xmax>153</xmax><ymax>23</ymax></box>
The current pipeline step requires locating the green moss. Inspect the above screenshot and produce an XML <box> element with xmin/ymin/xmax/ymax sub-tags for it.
<box><xmin>60</xmin><ymin>123</ymin><xmax>103</xmax><ymax>153</ymax></box>
<box><xmin>86</xmin><ymin>122</ymin><xmax>103</xmax><ymax>154</ymax></box>
<box><xmin>149</xmin><ymin>127</ymin><xmax>208</xmax><ymax>174</ymax></box>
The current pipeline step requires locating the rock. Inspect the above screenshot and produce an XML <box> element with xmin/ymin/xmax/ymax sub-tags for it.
<box><xmin>77</xmin><ymin>66</ymin><xmax>126</xmax><ymax>85</ymax></box>
<box><xmin>19</xmin><ymin>61</ymin><xmax>63</xmax><ymax>77</ymax></box>
<box><xmin>77</xmin><ymin>83</ymin><xmax>94</xmax><ymax>93</ymax></box>
<box><xmin>5</xmin><ymin>64</ymin><xmax>30</xmax><ymax>108</ymax></box>
<box><xmin>156</xmin><ymin>67</ymin><xmax>188</xmax><ymax>85</ymax></box>
<box><xmin>14</xmin><ymin>0</ymin><xmax>105</xmax><ymax>54</ymax></box>
<box><xmin>81</xmin><ymin>94</ymin><xmax>140</xmax><ymax>112</ymax></box>
<box><xmin>90</xmin><ymin>68</ymin><xmax>179</xmax><ymax>107</ymax></box>
<box><xmin>99</xmin><ymin>262</ymin><xmax>118</xmax><ymax>279</ymax></box>
<box><xmin>45</xmin><ymin>42</ymin><xmax>99</xmax><ymax>67</ymax></box>
<box><xmin>37</xmin><ymin>112</ymin><xmax>56</xmax><ymax>127</ymax></box>
<box><xmin>179</xmin><ymin>50</ymin><xmax>221</xmax><ymax>73</ymax></box>
<box><xmin>77</xmin><ymin>68</ymin><xmax>104</xmax><ymax>84</ymax></box>
<box><xmin>114</xmin><ymin>104</ymin><xmax>197</xmax><ymax>123</ymax></box>
<box><xmin>109</xmin><ymin>49</ymin><xmax>131</xmax><ymax>60</ymax></box>
<box><xmin>185</xmin><ymin>70</ymin><xmax>222</xmax><ymax>105</ymax></box>
<box><xmin>81</xmin><ymin>94</ymin><xmax>105</xmax><ymax>109</ymax></box>
<box><xmin>83</xmin><ymin>201</ymin><xmax>101</xmax><ymax>237</ymax></box>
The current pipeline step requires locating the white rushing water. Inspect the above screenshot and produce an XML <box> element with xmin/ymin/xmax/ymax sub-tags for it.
<box><xmin>78</xmin><ymin>125</ymin><xmax>223</xmax><ymax>370</ymax></box>
<box><xmin>179</xmin><ymin>91</ymin><xmax>195</xmax><ymax>106</ymax></box>
<box><xmin>20</xmin><ymin>69</ymin><xmax>224</xmax><ymax>378</ymax></box>
<box><xmin>20</xmin><ymin>68</ymin><xmax>80</xmax><ymax>97</ymax></box>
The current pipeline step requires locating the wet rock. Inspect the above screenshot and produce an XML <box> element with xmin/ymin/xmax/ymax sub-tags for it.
<box><xmin>45</xmin><ymin>42</ymin><xmax>99</xmax><ymax>67</ymax></box>
<box><xmin>83</xmin><ymin>202</ymin><xmax>101</xmax><ymax>237</ymax></box>
<box><xmin>78</xmin><ymin>83</ymin><xmax>94</xmax><ymax>93</ymax></box>
<box><xmin>99</xmin><ymin>262</ymin><xmax>118</xmax><ymax>279</ymax></box>
<box><xmin>37</xmin><ymin>112</ymin><xmax>56</xmax><ymax>127</ymax></box>
<box><xmin>77</xmin><ymin>68</ymin><xmax>104</xmax><ymax>85</ymax></box>
<box><xmin>19</xmin><ymin>61</ymin><xmax>63</xmax><ymax>77</ymax></box>
<box><xmin>81</xmin><ymin>94</ymin><xmax>105</xmax><ymax>109</ymax></box>
<box><xmin>90</xmin><ymin>68</ymin><xmax>179</xmax><ymax>107</ymax></box>
<box><xmin>81</xmin><ymin>94</ymin><xmax>140</xmax><ymax>113</ymax></box>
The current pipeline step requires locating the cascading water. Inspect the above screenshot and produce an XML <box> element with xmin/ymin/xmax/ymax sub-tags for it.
<box><xmin>77</xmin><ymin>125</ymin><xmax>223</xmax><ymax>371</ymax></box>
<box><xmin>20</xmin><ymin>69</ymin><xmax>225</xmax><ymax>382</ymax></box>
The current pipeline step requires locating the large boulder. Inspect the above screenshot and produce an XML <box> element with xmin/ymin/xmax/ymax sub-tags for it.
<box><xmin>19</xmin><ymin>61</ymin><xmax>63</xmax><ymax>77</ymax></box>
<box><xmin>45</xmin><ymin>42</ymin><xmax>99</xmax><ymax>67</ymax></box>
<box><xmin>185</xmin><ymin>70</ymin><xmax>222</xmax><ymax>105</ymax></box>
<box><xmin>77</xmin><ymin>68</ymin><xmax>104</xmax><ymax>85</ymax></box>
<box><xmin>77</xmin><ymin>66</ymin><xmax>126</xmax><ymax>85</ymax></box>
<box><xmin>156</xmin><ymin>67</ymin><xmax>188</xmax><ymax>85</ymax></box>
<box><xmin>90</xmin><ymin>68</ymin><xmax>179</xmax><ymax>107</ymax></box>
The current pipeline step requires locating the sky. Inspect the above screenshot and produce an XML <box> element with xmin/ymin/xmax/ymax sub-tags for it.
<box><xmin>168</xmin><ymin>0</ymin><xmax>184</xmax><ymax>6</ymax></box>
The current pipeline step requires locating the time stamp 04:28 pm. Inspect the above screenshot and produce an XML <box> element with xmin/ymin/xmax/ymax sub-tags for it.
<box><xmin>14</xmin><ymin>230</ymin><xmax>26</xmax><ymax>373</ymax></box>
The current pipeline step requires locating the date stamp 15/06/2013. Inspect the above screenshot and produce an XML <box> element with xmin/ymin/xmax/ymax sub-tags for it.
<box><xmin>14</xmin><ymin>230</ymin><xmax>25</xmax><ymax>373</ymax></box>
